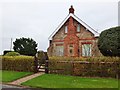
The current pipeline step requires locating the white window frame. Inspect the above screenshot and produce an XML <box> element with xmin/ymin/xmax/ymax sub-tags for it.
<box><xmin>82</xmin><ymin>44</ymin><xmax>92</xmax><ymax>57</ymax></box>
<box><xmin>77</xmin><ymin>24</ymin><xmax>80</xmax><ymax>32</ymax></box>
<box><xmin>65</xmin><ymin>26</ymin><xmax>68</xmax><ymax>33</ymax></box>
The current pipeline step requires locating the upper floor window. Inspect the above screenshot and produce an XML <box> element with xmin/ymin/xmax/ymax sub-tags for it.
<box><xmin>77</xmin><ymin>24</ymin><xmax>80</xmax><ymax>32</ymax></box>
<box><xmin>65</xmin><ymin>26</ymin><xmax>68</xmax><ymax>33</ymax></box>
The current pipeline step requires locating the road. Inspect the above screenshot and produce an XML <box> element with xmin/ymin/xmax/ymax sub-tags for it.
<box><xmin>1</xmin><ymin>84</ymin><xmax>32</xmax><ymax>90</ymax></box>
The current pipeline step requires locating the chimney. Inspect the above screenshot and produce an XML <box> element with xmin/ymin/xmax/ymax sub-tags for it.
<box><xmin>69</xmin><ymin>5</ymin><xmax>74</xmax><ymax>14</ymax></box>
<box><xmin>68</xmin><ymin>16</ymin><xmax>76</xmax><ymax>35</ymax></box>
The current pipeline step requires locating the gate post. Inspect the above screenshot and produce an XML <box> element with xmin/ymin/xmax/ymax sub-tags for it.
<box><xmin>45</xmin><ymin>60</ymin><xmax>49</xmax><ymax>74</ymax></box>
<box><xmin>34</xmin><ymin>55</ymin><xmax>38</xmax><ymax>73</ymax></box>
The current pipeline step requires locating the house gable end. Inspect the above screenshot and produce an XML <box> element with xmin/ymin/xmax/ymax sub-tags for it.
<box><xmin>49</xmin><ymin>13</ymin><xmax>99</xmax><ymax>40</ymax></box>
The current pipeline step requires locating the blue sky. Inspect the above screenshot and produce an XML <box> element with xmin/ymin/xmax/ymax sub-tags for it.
<box><xmin>0</xmin><ymin>0</ymin><xmax>119</xmax><ymax>54</ymax></box>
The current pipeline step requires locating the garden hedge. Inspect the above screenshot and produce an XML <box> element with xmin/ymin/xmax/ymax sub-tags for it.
<box><xmin>2</xmin><ymin>56</ymin><xmax>34</xmax><ymax>72</ymax></box>
<box><xmin>49</xmin><ymin>57</ymin><xmax>120</xmax><ymax>78</ymax></box>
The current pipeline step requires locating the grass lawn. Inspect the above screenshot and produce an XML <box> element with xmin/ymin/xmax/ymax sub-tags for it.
<box><xmin>22</xmin><ymin>74</ymin><xmax>119</xmax><ymax>88</ymax></box>
<box><xmin>0</xmin><ymin>70</ymin><xmax>33</xmax><ymax>82</ymax></box>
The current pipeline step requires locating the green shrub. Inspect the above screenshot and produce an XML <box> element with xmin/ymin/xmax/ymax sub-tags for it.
<box><xmin>5</xmin><ymin>52</ymin><xmax>20</xmax><ymax>56</ymax></box>
<box><xmin>3</xmin><ymin>50</ymin><xmax>12</xmax><ymax>55</ymax></box>
<box><xmin>2</xmin><ymin>56</ymin><xmax>34</xmax><ymax>72</ymax></box>
<box><xmin>36</xmin><ymin>50</ymin><xmax>46</xmax><ymax>66</ymax></box>
<box><xmin>98</xmin><ymin>26</ymin><xmax>120</xmax><ymax>56</ymax></box>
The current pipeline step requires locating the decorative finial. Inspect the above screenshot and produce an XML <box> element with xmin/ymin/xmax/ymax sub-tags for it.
<box><xmin>69</xmin><ymin>5</ymin><xmax>74</xmax><ymax>14</ymax></box>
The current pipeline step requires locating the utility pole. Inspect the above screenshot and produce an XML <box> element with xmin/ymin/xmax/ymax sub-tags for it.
<box><xmin>10</xmin><ymin>38</ymin><xmax>13</xmax><ymax>51</ymax></box>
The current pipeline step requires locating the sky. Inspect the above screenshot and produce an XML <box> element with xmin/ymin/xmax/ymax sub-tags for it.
<box><xmin>0</xmin><ymin>0</ymin><xmax>119</xmax><ymax>55</ymax></box>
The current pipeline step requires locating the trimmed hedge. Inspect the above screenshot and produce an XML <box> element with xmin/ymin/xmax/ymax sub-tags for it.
<box><xmin>49</xmin><ymin>57</ymin><xmax>120</xmax><ymax>78</ymax></box>
<box><xmin>49</xmin><ymin>56</ymin><xmax>120</xmax><ymax>62</ymax></box>
<box><xmin>2</xmin><ymin>56</ymin><xmax>34</xmax><ymax>72</ymax></box>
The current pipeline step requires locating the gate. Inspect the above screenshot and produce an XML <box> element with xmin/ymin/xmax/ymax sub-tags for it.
<box><xmin>34</xmin><ymin>51</ymin><xmax>48</xmax><ymax>73</ymax></box>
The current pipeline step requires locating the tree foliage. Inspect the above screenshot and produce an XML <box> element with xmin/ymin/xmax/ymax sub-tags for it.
<box><xmin>98</xmin><ymin>26</ymin><xmax>120</xmax><ymax>56</ymax></box>
<box><xmin>13</xmin><ymin>37</ymin><xmax>37</xmax><ymax>56</ymax></box>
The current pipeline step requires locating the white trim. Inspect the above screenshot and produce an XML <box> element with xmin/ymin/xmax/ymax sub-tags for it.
<box><xmin>48</xmin><ymin>13</ymin><xmax>99</xmax><ymax>40</ymax></box>
<box><xmin>65</xmin><ymin>25</ymin><xmax>68</xmax><ymax>33</ymax></box>
<box><xmin>77</xmin><ymin>24</ymin><xmax>81</xmax><ymax>32</ymax></box>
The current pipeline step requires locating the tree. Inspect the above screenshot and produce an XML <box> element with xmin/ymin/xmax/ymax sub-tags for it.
<box><xmin>13</xmin><ymin>37</ymin><xmax>38</xmax><ymax>56</ymax></box>
<box><xmin>98</xmin><ymin>26</ymin><xmax>120</xmax><ymax>57</ymax></box>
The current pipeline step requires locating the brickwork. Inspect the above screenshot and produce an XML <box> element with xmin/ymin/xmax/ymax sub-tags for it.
<box><xmin>64</xmin><ymin>16</ymin><xmax>79</xmax><ymax>57</ymax></box>
<box><xmin>47</xmin><ymin>6</ymin><xmax>102</xmax><ymax>57</ymax></box>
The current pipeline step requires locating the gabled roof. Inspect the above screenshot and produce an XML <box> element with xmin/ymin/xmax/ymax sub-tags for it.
<box><xmin>48</xmin><ymin>13</ymin><xmax>99</xmax><ymax>40</ymax></box>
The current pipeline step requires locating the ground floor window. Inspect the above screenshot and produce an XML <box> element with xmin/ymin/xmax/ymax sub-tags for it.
<box><xmin>55</xmin><ymin>46</ymin><xmax>64</xmax><ymax>56</ymax></box>
<box><xmin>82</xmin><ymin>44</ymin><xmax>91</xmax><ymax>56</ymax></box>
<box><xmin>68</xmin><ymin>44</ymin><xmax>74</xmax><ymax>56</ymax></box>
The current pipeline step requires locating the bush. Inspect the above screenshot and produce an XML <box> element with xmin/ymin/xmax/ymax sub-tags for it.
<box><xmin>49</xmin><ymin>57</ymin><xmax>120</xmax><ymax>78</ymax></box>
<box><xmin>98</xmin><ymin>26</ymin><xmax>120</xmax><ymax>56</ymax></box>
<box><xmin>3</xmin><ymin>50</ymin><xmax>12</xmax><ymax>55</ymax></box>
<box><xmin>36</xmin><ymin>51</ymin><xmax>48</xmax><ymax>66</ymax></box>
<box><xmin>2</xmin><ymin>56</ymin><xmax>34</xmax><ymax>72</ymax></box>
<box><xmin>5</xmin><ymin>52</ymin><xmax>20</xmax><ymax>56</ymax></box>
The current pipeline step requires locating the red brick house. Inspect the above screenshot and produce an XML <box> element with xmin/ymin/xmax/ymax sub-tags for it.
<box><xmin>47</xmin><ymin>6</ymin><xmax>101</xmax><ymax>57</ymax></box>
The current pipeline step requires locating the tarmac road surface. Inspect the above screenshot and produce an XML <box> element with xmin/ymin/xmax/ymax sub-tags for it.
<box><xmin>1</xmin><ymin>84</ymin><xmax>32</xmax><ymax>90</ymax></box>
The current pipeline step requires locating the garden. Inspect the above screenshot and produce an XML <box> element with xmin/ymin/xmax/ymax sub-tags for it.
<box><xmin>1</xmin><ymin>26</ymin><xmax>120</xmax><ymax>89</ymax></box>
<box><xmin>1</xmin><ymin>55</ymin><xmax>120</xmax><ymax>89</ymax></box>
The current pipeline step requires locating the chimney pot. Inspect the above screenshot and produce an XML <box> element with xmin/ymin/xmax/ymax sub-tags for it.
<box><xmin>69</xmin><ymin>5</ymin><xmax>74</xmax><ymax>14</ymax></box>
